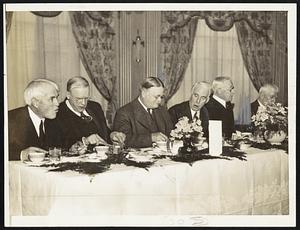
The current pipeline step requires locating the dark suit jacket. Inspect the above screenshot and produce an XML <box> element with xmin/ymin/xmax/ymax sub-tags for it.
<box><xmin>168</xmin><ymin>101</ymin><xmax>209</xmax><ymax>137</ymax></box>
<box><xmin>56</xmin><ymin>99</ymin><xmax>111</xmax><ymax>149</ymax></box>
<box><xmin>8</xmin><ymin>106</ymin><xmax>62</xmax><ymax>160</ymax></box>
<box><xmin>251</xmin><ymin>100</ymin><xmax>259</xmax><ymax>116</ymax></box>
<box><xmin>205</xmin><ymin>97</ymin><xmax>235</xmax><ymax>138</ymax></box>
<box><xmin>113</xmin><ymin>98</ymin><xmax>173</xmax><ymax>148</ymax></box>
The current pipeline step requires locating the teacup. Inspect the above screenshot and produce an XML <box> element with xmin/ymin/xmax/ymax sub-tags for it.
<box><xmin>28</xmin><ymin>152</ymin><xmax>46</xmax><ymax>163</ymax></box>
<box><xmin>95</xmin><ymin>145</ymin><xmax>109</xmax><ymax>158</ymax></box>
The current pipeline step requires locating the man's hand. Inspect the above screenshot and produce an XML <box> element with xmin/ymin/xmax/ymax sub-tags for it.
<box><xmin>84</xmin><ymin>134</ymin><xmax>107</xmax><ymax>146</ymax></box>
<box><xmin>20</xmin><ymin>147</ymin><xmax>47</xmax><ymax>161</ymax></box>
<box><xmin>151</xmin><ymin>132</ymin><xmax>168</xmax><ymax>143</ymax></box>
<box><xmin>110</xmin><ymin>131</ymin><xmax>126</xmax><ymax>145</ymax></box>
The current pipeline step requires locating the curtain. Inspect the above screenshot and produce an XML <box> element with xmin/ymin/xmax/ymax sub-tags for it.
<box><xmin>167</xmin><ymin>19</ymin><xmax>258</xmax><ymax>125</ymax></box>
<box><xmin>6</xmin><ymin>12</ymin><xmax>13</xmax><ymax>40</ymax></box>
<box><xmin>235</xmin><ymin>12</ymin><xmax>287</xmax><ymax>105</ymax></box>
<box><xmin>6</xmin><ymin>11</ymin><xmax>107</xmax><ymax>112</ymax></box>
<box><xmin>69</xmin><ymin>12</ymin><xmax>118</xmax><ymax>125</ymax></box>
<box><xmin>160</xmin><ymin>11</ymin><xmax>198</xmax><ymax>103</ymax></box>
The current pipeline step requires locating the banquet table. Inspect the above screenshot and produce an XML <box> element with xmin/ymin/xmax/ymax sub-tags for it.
<box><xmin>8</xmin><ymin>147</ymin><xmax>289</xmax><ymax>219</ymax></box>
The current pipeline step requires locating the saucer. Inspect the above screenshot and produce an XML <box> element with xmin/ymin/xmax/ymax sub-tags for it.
<box><xmin>23</xmin><ymin>159</ymin><xmax>50</xmax><ymax>166</ymax></box>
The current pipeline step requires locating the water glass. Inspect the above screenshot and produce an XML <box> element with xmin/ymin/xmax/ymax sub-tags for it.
<box><xmin>49</xmin><ymin>147</ymin><xmax>61</xmax><ymax>161</ymax></box>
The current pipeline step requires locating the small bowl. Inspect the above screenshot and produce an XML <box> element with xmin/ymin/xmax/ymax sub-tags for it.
<box><xmin>28</xmin><ymin>152</ymin><xmax>46</xmax><ymax>163</ymax></box>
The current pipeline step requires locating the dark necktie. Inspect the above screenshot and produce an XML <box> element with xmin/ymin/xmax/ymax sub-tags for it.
<box><xmin>193</xmin><ymin>111</ymin><xmax>199</xmax><ymax>120</ymax></box>
<box><xmin>39</xmin><ymin>120</ymin><xmax>45</xmax><ymax>146</ymax></box>
<box><xmin>226</xmin><ymin>102</ymin><xmax>231</xmax><ymax>109</ymax></box>
<box><xmin>147</xmin><ymin>108</ymin><xmax>153</xmax><ymax>120</ymax></box>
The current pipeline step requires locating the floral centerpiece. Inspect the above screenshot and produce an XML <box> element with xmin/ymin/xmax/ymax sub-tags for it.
<box><xmin>251</xmin><ymin>103</ymin><xmax>288</xmax><ymax>144</ymax></box>
<box><xmin>170</xmin><ymin>116</ymin><xmax>204</xmax><ymax>154</ymax></box>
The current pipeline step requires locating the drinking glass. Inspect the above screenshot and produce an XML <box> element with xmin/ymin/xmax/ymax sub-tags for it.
<box><xmin>49</xmin><ymin>147</ymin><xmax>61</xmax><ymax>161</ymax></box>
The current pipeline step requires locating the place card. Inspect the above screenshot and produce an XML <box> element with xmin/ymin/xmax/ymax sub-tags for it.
<box><xmin>209</xmin><ymin>120</ymin><xmax>222</xmax><ymax>156</ymax></box>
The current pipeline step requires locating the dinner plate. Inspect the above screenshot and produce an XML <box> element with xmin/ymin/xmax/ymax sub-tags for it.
<box><xmin>126</xmin><ymin>152</ymin><xmax>155</xmax><ymax>163</ymax></box>
<box><xmin>23</xmin><ymin>159</ymin><xmax>50</xmax><ymax>166</ymax></box>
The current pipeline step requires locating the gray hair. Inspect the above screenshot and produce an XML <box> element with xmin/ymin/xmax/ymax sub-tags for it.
<box><xmin>67</xmin><ymin>76</ymin><xmax>90</xmax><ymax>92</ymax></box>
<box><xmin>191</xmin><ymin>81</ymin><xmax>211</xmax><ymax>94</ymax></box>
<box><xmin>211</xmin><ymin>76</ymin><xmax>232</xmax><ymax>93</ymax></box>
<box><xmin>259</xmin><ymin>83</ymin><xmax>279</xmax><ymax>96</ymax></box>
<box><xmin>24</xmin><ymin>78</ymin><xmax>59</xmax><ymax>106</ymax></box>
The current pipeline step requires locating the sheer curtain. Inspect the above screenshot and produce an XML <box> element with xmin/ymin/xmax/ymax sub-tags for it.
<box><xmin>6</xmin><ymin>11</ymin><xmax>107</xmax><ymax>112</ymax></box>
<box><xmin>167</xmin><ymin>19</ymin><xmax>258</xmax><ymax>125</ymax></box>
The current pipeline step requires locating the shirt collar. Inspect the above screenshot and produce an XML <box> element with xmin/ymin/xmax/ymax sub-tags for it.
<box><xmin>138</xmin><ymin>97</ymin><xmax>150</xmax><ymax>112</ymax></box>
<box><xmin>28</xmin><ymin>106</ymin><xmax>44</xmax><ymax>136</ymax></box>
<box><xmin>257</xmin><ymin>99</ymin><xmax>266</xmax><ymax>108</ymax></box>
<box><xmin>66</xmin><ymin>100</ymin><xmax>89</xmax><ymax>117</ymax></box>
<box><xmin>213</xmin><ymin>95</ymin><xmax>226</xmax><ymax>108</ymax></box>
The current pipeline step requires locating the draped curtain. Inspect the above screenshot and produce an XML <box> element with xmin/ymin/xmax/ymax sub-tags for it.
<box><xmin>6</xmin><ymin>11</ymin><xmax>107</xmax><ymax>113</ymax></box>
<box><xmin>160</xmin><ymin>12</ymin><xmax>198</xmax><ymax>103</ymax></box>
<box><xmin>69</xmin><ymin>12</ymin><xmax>118</xmax><ymax>125</ymax></box>
<box><xmin>6</xmin><ymin>12</ymin><xmax>14</xmax><ymax>40</ymax></box>
<box><xmin>160</xmin><ymin>11</ymin><xmax>280</xmax><ymax>102</ymax></box>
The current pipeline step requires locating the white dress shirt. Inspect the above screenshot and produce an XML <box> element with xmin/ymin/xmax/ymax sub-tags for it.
<box><xmin>213</xmin><ymin>95</ymin><xmax>226</xmax><ymax>108</ymax></box>
<box><xmin>28</xmin><ymin>106</ymin><xmax>45</xmax><ymax>137</ymax></box>
<box><xmin>190</xmin><ymin>109</ymin><xmax>200</xmax><ymax>119</ymax></box>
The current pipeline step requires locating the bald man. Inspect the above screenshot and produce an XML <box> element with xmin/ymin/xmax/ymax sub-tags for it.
<box><xmin>168</xmin><ymin>82</ymin><xmax>211</xmax><ymax>137</ymax></box>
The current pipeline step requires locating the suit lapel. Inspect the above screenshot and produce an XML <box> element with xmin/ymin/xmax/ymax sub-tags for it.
<box><xmin>183</xmin><ymin>101</ymin><xmax>193</xmax><ymax>120</ymax></box>
<box><xmin>133</xmin><ymin>99</ymin><xmax>153</xmax><ymax>131</ymax></box>
<box><xmin>24</xmin><ymin>106</ymin><xmax>39</xmax><ymax>142</ymax></box>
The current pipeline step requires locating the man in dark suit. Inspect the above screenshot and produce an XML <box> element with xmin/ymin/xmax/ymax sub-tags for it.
<box><xmin>113</xmin><ymin>77</ymin><xmax>173</xmax><ymax>148</ymax></box>
<box><xmin>168</xmin><ymin>82</ymin><xmax>211</xmax><ymax>137</ymax></box>
<box><xmin>8</xmin><ymin>79</ymin><xmax>61</xmax><ymax>160</ymax></box>
<box><xmin>251</xmin><ymin>84</ymin><xmax>279</xmax><ymax>116</ymax></box>
<box><xmin>56</xmin><ymin>76</ymin><xmax>125</xmax><ymax>150</ymax></box>
<box><xmin>205</xmin><ymin>76</ymin><xmax>235</xmax><ymax>139</ymax></box>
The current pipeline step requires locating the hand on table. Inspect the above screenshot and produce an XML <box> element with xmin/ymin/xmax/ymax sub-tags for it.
<box><xmin>110</xmin><ymin>131</ymin><xmax>126</xmax><ymax>145</ymax></box>
<box><xmin>151</xmin><ymin>132</ymin><xmax>168</xmax><ymax>143</ymax></box>
<box><xmin>20</xmin><ymin>147</ymin><xmax>47</xmax><ymax>161</ymax></box>
<box><xmin>84</xmin><ymin>134</ymin><xmax>107</xmax><ymax>146</ymax></box>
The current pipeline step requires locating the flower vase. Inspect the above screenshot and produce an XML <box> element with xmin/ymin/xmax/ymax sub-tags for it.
<box><xmin>264</xmin><ymin>130</ymin><xmax>287</xmax><ymax>145</ymax></box>
<box><xmin>178</xmin><ymin>137</ymin><xmax>197</xmax><ymax>156</ymax></box>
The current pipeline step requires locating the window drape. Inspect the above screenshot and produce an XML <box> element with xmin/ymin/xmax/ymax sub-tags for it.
<box><xmin>6</xmin><ymin>12</ymin><xmax>107</xmax><ymax>113</ymax></box>
<box><xmin>6</xmin><ymin>12</ymin><xmax>13</xmax><ymax>40</ymax></box>
<box><xmin>69</xmin><ymin>11</ymin><xmax>118</xmax><ymax>125</ymax></box>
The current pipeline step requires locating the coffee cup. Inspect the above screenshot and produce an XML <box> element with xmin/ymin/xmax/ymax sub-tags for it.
<box><xmin>95</xmin><ymin>145</ymin><xmax>109</xmax><ymax>158</ymax></box>
<box><xmin>28</xmin><ymin>151</ymin><xmax>46</xmax><ymax>163</ymax></box>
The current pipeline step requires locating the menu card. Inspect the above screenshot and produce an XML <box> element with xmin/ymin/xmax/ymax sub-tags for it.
<box><xmin>209</xmin><ymin>120</ymin><xmax>222</xmax><ymax>156</ymax></box>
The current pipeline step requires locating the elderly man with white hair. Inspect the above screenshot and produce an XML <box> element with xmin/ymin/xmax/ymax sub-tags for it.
<box><xmin>168</xmin><ymin>81</ymin><xmax>211</xmax><ymax>137</ymax></box>
<box><xmin>205</xmin><ymin>76</ymin><xmax>235</xmax><ymax>139</ymax></box>
<box><xmin>251</xmin><ymin>83</ymin><xmax>279</xmax><ymax>116</ymax></box>
<box><xmin>8</xmin><ymin>78</ymin><xmax>61</xmax><ymax>161</ymax></box>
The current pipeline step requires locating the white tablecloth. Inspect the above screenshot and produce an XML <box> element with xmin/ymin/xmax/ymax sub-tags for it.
<box><xmin>9</xmin><ymin>148</ymin><xmax>288</xmax><ymax>218</ymax></box>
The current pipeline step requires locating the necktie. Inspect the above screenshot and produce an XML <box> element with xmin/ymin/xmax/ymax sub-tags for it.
<box><xmin>147</xmin><ymin>108</ymin><xmax>153</xmax><ymax>120</ymax></box>
<box><xmin>226</xmin><ymin>102</ymin><xmax>231</xmax><ymax>109</ymax></box>
<box><xmin>39</xmin><ymin>120</ymin><xmax>45</xmax><ymax>146</ymax></box>
<box><xmin>193</xmin><ymin>111</ymin><xmax>199</xmax><ymax>120</ymax></box>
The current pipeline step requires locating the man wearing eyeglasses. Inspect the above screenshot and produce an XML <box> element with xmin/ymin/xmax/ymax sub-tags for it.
<box><xmin>251</xmin><ymin>83</ymin><xmax>279</xmax><ymax>116</ymax></box>
<box><xmin>205</xmin><ymin>76</ymin><xmax>235</xmax><ymax>139</ymax></box>
<box><xmin>56</xmin><ymin>76</ymin><xmax>125</xmax><ymax>150</ymax></box>
<box><xmin>113</xmin><ymin>77</ymin><xmax>173</xmax><ymax>148</ymax></box>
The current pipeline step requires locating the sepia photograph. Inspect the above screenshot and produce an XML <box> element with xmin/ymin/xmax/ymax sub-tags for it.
<box><xmin>3</xmin><ymin>3</ymin><xmax>296</xmax><ymax>227</ymax></box>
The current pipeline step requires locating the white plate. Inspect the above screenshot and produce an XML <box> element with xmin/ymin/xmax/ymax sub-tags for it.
<box><xmin>23</xmin><ymin>159</ymin><xmax>50</xmax><ymax>166</ymax></box>
<box><xmin>126</xmin><ymin>153</ymin><xmax>154</xmax><ymax>163</ymax></box>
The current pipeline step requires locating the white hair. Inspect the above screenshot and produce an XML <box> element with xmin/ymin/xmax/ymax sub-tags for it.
<box><xmin>24</xmin><ymin>78</ymin><xmax>59</xmax><ymax>105</ymax></box>
<box><xmin>211</xmin><ymin>76</ymin><xmax>232</xmax><ymax>93</ymax></box>
<box><xmin>259</xmin><ymin>84</ymin><xmax>279</xmax><ymax>96</ymax></box>
<box><xmin>191</xmin><ymin>81</ymin><xmax>211</xmax><ymax>102</ymax></box>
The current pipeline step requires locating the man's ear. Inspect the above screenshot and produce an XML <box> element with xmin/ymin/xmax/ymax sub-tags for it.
<box><xmin>66</xmin><ymin>91</ymin><xmax>70</xmax><ymax>100</ymax></box>
<box><xmin>31</xmin><ymin>97</ymin><xmax>39</xmax><ymax>108</ymax></box>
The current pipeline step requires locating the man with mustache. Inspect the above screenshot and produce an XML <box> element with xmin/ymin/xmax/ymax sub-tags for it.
<box><xmin>168</xmin><ymin>81</ymin><xmax>211</xmax><ymax>138</ymax></box>
<box><xmin>8</xmin><ymin>79</ymin><xmax>61</xmax><ymax>161</ymax></box>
